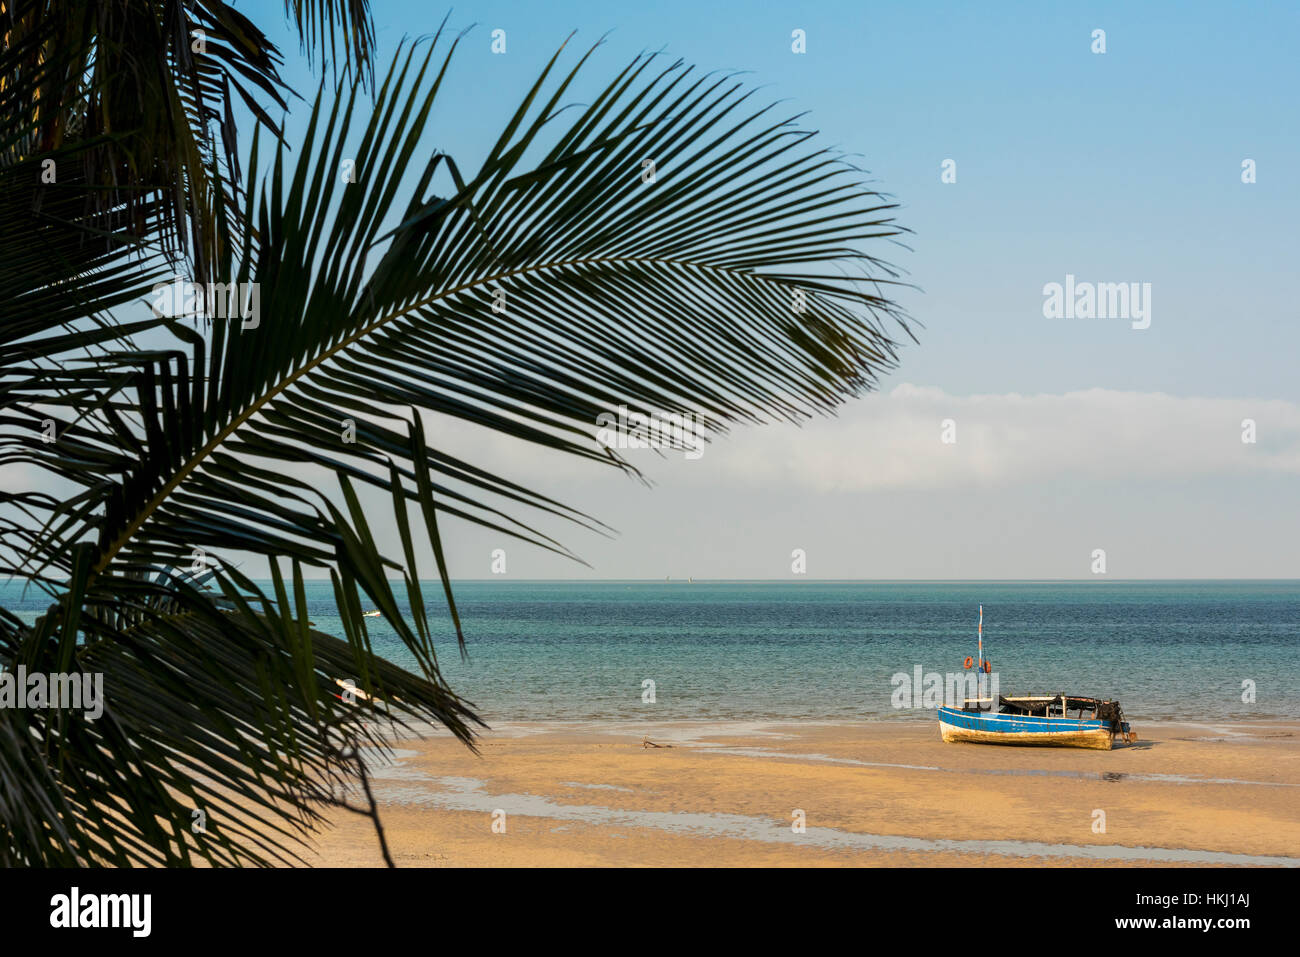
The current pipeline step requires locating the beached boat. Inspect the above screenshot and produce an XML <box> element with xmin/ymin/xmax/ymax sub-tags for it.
<box><xmin>937</xmin><ymin>607</ymin><xmax>1136</xmax><ymax>750</ymax></box>
<box><xmin>938</xmin><ymin>695</ymin><xmax>1134</xmax><ymax>750</ymax></box>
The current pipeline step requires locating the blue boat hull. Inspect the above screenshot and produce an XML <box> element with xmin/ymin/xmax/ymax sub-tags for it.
<box><xmin>937</xmin><ymin>706</ymin><xmax>1115</xmax><ymax>750</ymax></box>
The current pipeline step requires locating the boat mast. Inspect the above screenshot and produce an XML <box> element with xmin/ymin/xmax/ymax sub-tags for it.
<box><xmin>977</xmin><ymin>604</ymin><xmax>983</xmax><ymax>701</ymax></box>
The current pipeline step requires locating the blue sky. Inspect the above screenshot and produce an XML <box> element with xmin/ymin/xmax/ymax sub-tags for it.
<box><xmin>256</xmin><ymin>0</ymin><xmax>1300</xmax><ymax>399</ymax></box>
<box><xmin>228</xmin><ymin>1</ymin><xmax>1300</xmax><ymax>578</ymax></box>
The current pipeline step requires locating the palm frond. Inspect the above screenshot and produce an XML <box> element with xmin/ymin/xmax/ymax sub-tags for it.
<box><xmin>0</xmin><ymin>0</ymin><xmax>379</xmax><ymax>285</ymax></box>
<box><xmin>1</xmin><ymin>28</ymin><xmax>911</xmax><ymax>866</ymax></box>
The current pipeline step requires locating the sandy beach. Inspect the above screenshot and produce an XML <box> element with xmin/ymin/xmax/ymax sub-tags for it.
<box><xmin>302</xmin><ymin>718</ymin><xmax>1300</xmax><ymax>867</ymax></box>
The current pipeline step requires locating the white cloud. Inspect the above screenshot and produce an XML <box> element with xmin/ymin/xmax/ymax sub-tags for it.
<box><xmin>671</xmin><ymin>385</ymin><xmax>1300</xmax><ymax>492</ymax></box>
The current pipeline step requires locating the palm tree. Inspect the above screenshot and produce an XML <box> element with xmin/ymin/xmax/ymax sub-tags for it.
<box><xmin>0</xmin><ymin>14</ymin><xmax>912</xmax><ymax>864</ymax></box>
<box><xmin>0</xmin><ymin>0</ymin><xmax>372</xmax><ymax>289</ymax></box>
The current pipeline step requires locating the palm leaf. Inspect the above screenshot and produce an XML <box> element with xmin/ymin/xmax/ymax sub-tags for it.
<box><xmin>0</xmin><ymin>0</ymin><xmax>379</xmax><ymax>286</ymax></box>
<box><xmin>1</xmin><ymin>29</ymin><xmax>911</xmax><ymax>865</ymax></box>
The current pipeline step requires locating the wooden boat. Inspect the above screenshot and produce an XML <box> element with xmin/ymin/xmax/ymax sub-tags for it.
<box><xmin>939</xmin><ymin>695</ymin><xmax>1134</xmax><ymax>750</ymax></box>
<box><xmin>937</xmin><ymin>607</ymin><xmax>1136</xmax><ymax>750</ymax></box>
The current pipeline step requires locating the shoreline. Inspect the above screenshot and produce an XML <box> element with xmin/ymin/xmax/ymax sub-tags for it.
<box><xmin>298</xmin><ymin>717</ymin><xmax>1300</xmax><ymax>867</ymax></box>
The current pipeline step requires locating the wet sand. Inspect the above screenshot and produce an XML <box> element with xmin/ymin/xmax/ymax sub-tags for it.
<box><xmin>303</xmin><ymin>719</ymin><xmax>1300</xmax><ymax>867</ymax></box>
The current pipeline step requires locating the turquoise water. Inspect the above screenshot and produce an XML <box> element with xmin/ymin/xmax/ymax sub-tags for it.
<box><xmin>7</xmin><ymin>579</ymin><xmax>1293</xmax><ymax>722</ymax></box>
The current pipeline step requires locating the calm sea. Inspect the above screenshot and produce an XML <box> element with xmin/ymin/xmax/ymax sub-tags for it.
<box><xmin>7</xmin><ymin>579</ymin><xmax>1294</xmax><ymax>722</ymax></box>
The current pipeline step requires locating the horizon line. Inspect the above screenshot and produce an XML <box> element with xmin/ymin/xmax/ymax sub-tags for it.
<box><xmin>247</xmin><ymin>577</ymin><xmax>1300</xmax><ymax>583</ymax></box>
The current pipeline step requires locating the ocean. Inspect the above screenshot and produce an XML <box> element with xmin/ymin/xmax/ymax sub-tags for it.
<box><xmin>9</xmin><ymin>579</ymin><xmax>1292</xmax><ymax>722</ymax></box>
